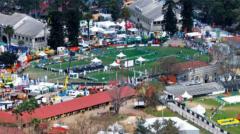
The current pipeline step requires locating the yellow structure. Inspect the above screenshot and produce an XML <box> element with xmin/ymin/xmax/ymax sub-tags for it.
<box><xmin>63</xmin><ymin>76</ymin><xmax>69</xmax><ymax>90</ymax></box>
<box><xmin>217</xmin><ymin>118</ymin><xmax>240</xmax><ymax>126</ymax></box>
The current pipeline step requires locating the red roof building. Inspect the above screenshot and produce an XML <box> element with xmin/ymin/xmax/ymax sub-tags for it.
<box><xmin>0</xmin><ymin>86</ymin><xmax>135</xmax><ymax>124</ymax></box>
<box><xmin>173</xmin><ymin>61</ymin><xmax>208</xmax><ymax>73</ymax></box>
<box><xmin>0</xmin><ymin>126</ymin><xmax>24</xmax><ymax>134</ymax></box>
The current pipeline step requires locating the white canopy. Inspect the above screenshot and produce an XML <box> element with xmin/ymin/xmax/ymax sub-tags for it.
<box><xmin>136</xmin><ymin>56</ymin><xmax>146</xmax><ymax>63</ymax></box>
<box><xmin>181</xmin><ymin>91</ymin><xmax>192</xmax><ymax>99</ymax></box>
<box><xmin>90</xmin><ymin>26</ymin><xmax>104</xmax><ymax>33</ymax></box>
<box><xmin>117</xmin><ymin>52</ymin><xmax>126</xmax><ymax>58</ymax></box>
<box><xmin>91</xmin><ymin>57</ymin><xmax>102</xmax><ymax>63</ymax></box>
<box><xmin>110</xmin><ymin>61</ymin><xmax>120</xmax><ymax>67</ymax></box>
<box><xmin>128</xmin><ymin>28</ymin><xmax>138</xmax><ymax>32</ymax></box>
<box><xmin>191</xmin><ymin>104</ymin><xmax>206</xmax><ymax>116</ymax></box>
<box><xmin>38</xmin><ymin>51</ymin><xmax>47</xmax><ymax>57</ymax></box>
<box><xmin>186</xmin><ymin>32</ymin><xmax>202</xmax><ymax>37</ymax></box>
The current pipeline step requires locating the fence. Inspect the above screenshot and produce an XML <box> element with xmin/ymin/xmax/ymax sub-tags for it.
<box><xmin>167</xmin><ymin>102</ymin><xmax>229</xmax><ymax>134</ymax></box>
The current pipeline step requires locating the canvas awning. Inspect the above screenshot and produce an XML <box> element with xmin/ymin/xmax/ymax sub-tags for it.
<box><xmin>110</xmin><ymin>61</ymin><xmax>120</xmax><ymax>67</ymax></box>
<box><xmin>191</xmin><ymin>104</ymin><xmax>206</xmax><ymax>116</ymax></box>
<box><xmin>136</xmin><ymin>57</ymin><xmax>146</xmax><ymax>63</ymax></box>
<box><xmin>117</xmin><ymin>52</ymin><xmax>126</xmax><ymax>58</ymax></box>
<box><xmin>181</xmin><ymin>91</ymin><xmax>192</xmax><ymax>99</ymax></box>
<box><xmin>91</xmin><ymin>57</ymin><xmax>102</xmax><ymax>63</ymax></box>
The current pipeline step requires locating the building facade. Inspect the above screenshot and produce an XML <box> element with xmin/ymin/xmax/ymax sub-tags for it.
<box><xmin>128</xmin><ymin>0</ymin><xmax>181</xmax><ymax>32</ymax></box>
<box><xmin>0</xmin><ymin>12</ymin><xmax>48</xmax><ymax>50</ymax></box>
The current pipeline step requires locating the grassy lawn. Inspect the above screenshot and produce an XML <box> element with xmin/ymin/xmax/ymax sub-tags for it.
<box><xmin>189</xmin><ymin>97</ymin><xmax>240</xmax><ymax>134</ymax></box>
<box><xmin>45</xmin><ymin>59</ymin><xmax>90</xmax><ymax>70</ymax></box>
<box><xmin>87</xmin><ymin>70</ymin><xmax>135</xmax><ymax>82</ymax></box>
<box><xmin>22</xmin><ymin>66</ymin><xmax>87</xmax><ymax>83</ymax></box>
<box><xmin>28</xmin><ymin>46</ymin><xmax>210</xmax><ymax>83</ymax></box>
<box><xmin>192</xmin><ymin>98</ymin><xmax>221</xmax><ymax>107</ymax></box>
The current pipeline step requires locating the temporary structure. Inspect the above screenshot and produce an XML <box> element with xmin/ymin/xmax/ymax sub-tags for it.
<box><xmin>38</xmin><ymin>51</ymin><xmax>47</xmax><ymax>57</ymax></box>
<box><xmin>110</xmin><ymin>61</ymin><xmax>120</xmax><ymax>67</ymax></box>
<box><xmin>136</xmin><ymin>57</ymin><xmax>146</xmax><ymax>63</ymax></box>
<box><xmin>117</xmin><ymin>52</ymin><xmax>126</xmax><ymax>58</ymax></box>
<box><xmin>91</xmin><ymin>57</ymin><xmax>102</xmax><ymax>63</ymax></box>
<box><xmin>191</xmin><ymin>104</ymin><xmax>206</xmax><ymax>116</ymax></box>
<box><xmin>181</xmin><ymin>91</ymin><xmax>192</xmax><ymax>99</ymax></box>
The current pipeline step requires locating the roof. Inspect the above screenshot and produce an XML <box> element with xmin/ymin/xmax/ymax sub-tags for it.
<box><xmin>173</xmin><ymin>61</ymin><xmax>208</xmax><ymax>73</ymax></box>
<box><xmin>129</xmin><ymin>0</ymin><xmax>164</xmax><ymax>20</ymax></box>
<box><xmin>0</xmin><ymin>86</ymin><xmax>135</xmax><ymax>124</ymax></box>
<box><xmin>0</xmin><ymin>111</ymin><xmax>17</xmax><ymax>124</ymax></box>
<box><xmin>165</xmin><ymin>82</ymin><xmax>225</xmax><ymax>97</ymax></box>
<box><xmin>0</xmin><ymin>12</ymin><xmax>46</xmax><ymax>37</ymax></box>
<box><xmin>0</xmin><ymin>13</ymin><xmax>26</xmax><ymax>26</ymax></box>
<box><xmin>129</xmin><ymin>0</ymin><xmax>180</xmax><ymax>21</ymax></box>
<box><xmin>14</xmin><ymin>19</ymin><xmax>45</xmax><ymax>37</ymax></box>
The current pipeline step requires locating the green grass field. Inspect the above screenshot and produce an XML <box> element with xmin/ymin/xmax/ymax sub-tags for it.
<box><xmin>28</xmin><ymin>46</ymin><xmax>210</xmax><ymax>83</ymax></box>
<box><xmin>189</xmin><ymin>96</ymin><xmax>240</xmax><ymax>134</ymax></box>
<box><xmin>87</xmin><ymin>46</ymin><xmax>210</xmax><ymax>82</ymax></box>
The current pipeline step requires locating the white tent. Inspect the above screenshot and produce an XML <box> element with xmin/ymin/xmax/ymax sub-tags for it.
<box><xmin>186</xmin><ymin>32</ymin><xmax>202</xmax><ymax>38</ymax></box>
<box><xmin>136</xmin><ymin>57</ymin><xmax>146</xmax><ymax>63</ymax></box>
<box><xmin>91</xmin><ymin>57</ymin><xmax>102</xmax><ymax>63</ymax></box>
<box><xmin>18</xmin><ymin>53</ymin><xmax>27</xmax><ymax>62</ymax></box>
<box><xmin>110</xmin><ymin>61</ymin><xmax>120</xmax><ymax>67</ymax></box>
<box><xmin>191</xmin><ymin>104</ymin><xmax>206</xmax><ymax>116</ymax></box>
<box><xmin>117</xmin><ymin>52</ymin><xmax>126</xmax><ymax>58</ymax></box>
<box><xmin>90</xmin><ymin>26</ymin><xmax>104</xmax><ymax>33</ymax></box>
<box><xmin>96</xmin><ymin>21</ymin><xmax>116</xmax><ymax>29</ymax></box>
<box><xmin>128</xmin><ymin>28</ymin><xmax>138</xmax><ymax>32</ymax></box>
<box><xmin>181</xmin><ymin>91</ymin><xmax>192</xmax><ymax>99</ymax></box>
<box><xmin>38</xmin><ymin>51</ymin><xmax>47</xmax><ymax>57</ymax></box>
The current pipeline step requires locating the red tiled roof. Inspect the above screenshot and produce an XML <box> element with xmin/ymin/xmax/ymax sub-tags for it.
<box><xmin>0</xmin><ymin>86</ymin><xmax>135</xmax><ymax>124</ymax></box>
<box><xmin>0</xmin><ymin>111</ymin><xmax>16</xmax><ymax>124</ymax></box>
<box><xmin>173</xmin><ymin>61</ymin><xmax>208</xmax><ymax>73</ymax></box>
<box><xmin>48</xmin><ymin>127</ymin><xmax>68</xmax><ymax>134</ymax></box>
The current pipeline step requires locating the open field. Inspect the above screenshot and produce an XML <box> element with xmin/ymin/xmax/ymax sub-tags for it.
<box><xmin>25</xmin><ymin>46</ymin><xmax>210</xmax><ymax>83</ymax></box>
<box><xmin>187</xmin><ymin>95</ymin><xmax>240</xmax><ymax>134</ymax></box>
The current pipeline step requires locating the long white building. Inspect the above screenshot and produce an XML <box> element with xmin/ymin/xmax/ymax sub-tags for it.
<box><xmin>0</xmin><ymin>12</ymin><xmax>49</xmax><ymax>50</ymax></box>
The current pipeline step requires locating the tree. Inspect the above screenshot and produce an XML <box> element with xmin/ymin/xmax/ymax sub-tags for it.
<box><xmin>65</xmin><ymin>9</ymin><xmax>80</xmax><ymax>46</ymax></box>
<box><xmin>83</xmin><ymin>12</ymin><xmax>92</xmax><ymax>41</ymax></box>
<box><xmin>109</xmin><ymin>87</ymin><xmax>124</xmax><ymax>114</ymax></box>
<box><xmin>48</xmin><ymin>11</ymin><xmax>64</xmax><ymax>50</ymax></box>
<box><xmin>121</xmin><ymin>6</ymin><xmax>130</xmax><ymax>33</ymax></box>
<box><xmin>135</xmin><ymin>118</ymin><xmax>150</xmax><ymax>134</ymax></box>
<box><xmin>14</xmin><ymin>98</ymin><xmax>39</xmax><ymax>115</ymax></box>
<box><xmin>158</xmin><ymin>56</ymin><xmax>178</xmax><ymax>75</ymax></box>
<box><xmin>161</xmin><ymin>119</ymin><xmax>179</xmax><ymax>134</ymax></box>
<box><xmin>3</xmin><ymin>25</ymin><xmax>14</xmax><ymax>48</ymax></box>
<box><xmin>135</xmin><ymin>118</ymin><xmax>179</xmax><ymax>134</ymax></box>
<box><xmin>17</xmin><ymin>0</ymin><xmax>41</xmax><ymax>15</ymax></box>
<box><xmin>181</xmin><ymin>0</ymin><xmax>193</xmax><ymax>32</ymax></box>
<box><xmin>0</xmin><ymin>52</ymin><xmax>17</xmax><ymax>67</ymax></box>
<box><xmin>162</xmin><ymin>0</ymin><xmax>178</xmax><ymax>36</ymax></box>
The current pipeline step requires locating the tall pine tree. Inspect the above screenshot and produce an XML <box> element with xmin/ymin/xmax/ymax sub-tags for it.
<box><xmin>163</xmin><ymin>0</ymin><xmax>178</xmax><ymax>36</ymax></box>
<box><xmin>48</xmin><ymin>11</ymin><xmax>64</xmax><ymax>50</ymax></box>
<box><xmin>181</xmin><ymin>0</ymin><xmax>193</xmax><ymax>32</ymax></box>
<box><xmin>65</xmin><ymin>9</ymin><xmax>80</xmax><ymax>46</ymax></box>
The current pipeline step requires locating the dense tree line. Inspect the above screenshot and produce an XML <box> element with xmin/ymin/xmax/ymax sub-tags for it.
<box><xmin>192</xmin><ymin>0</ymin><xmax>240</xmax><ymax>31</ymax></box>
